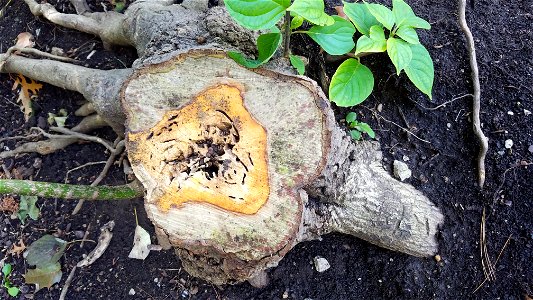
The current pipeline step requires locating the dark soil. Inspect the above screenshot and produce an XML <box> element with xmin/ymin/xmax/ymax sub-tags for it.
<box><xmin>1</xmin><ymin>0</ymin><xmax>532</xmax><ymax>299</ymax></box>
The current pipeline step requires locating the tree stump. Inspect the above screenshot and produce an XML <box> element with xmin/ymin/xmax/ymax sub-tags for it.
<box><xmin>0</xmin><ymin>0</ymin><xmax>444</xmax><ymax>286</ymax></box>
<box><xmin>122</xmin><ymin>50</ymin><xmax>443</xmax><ymax>284</ymax></box>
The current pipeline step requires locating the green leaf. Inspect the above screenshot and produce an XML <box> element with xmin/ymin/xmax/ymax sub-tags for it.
<box><xmin>289</xmin><ymin>55</ymin><xmax>306</xmax><ymax>75</ymax></box>
<box><xmin>2</xmin><ymin>263</ymin><xmax>12</xmax><ymax>277</ymax></box>
<box><xmin>227</xmin><ymin>52</ymin><xmax>262</xmax><ymax>68</ymax></box>
<box><xmin>290</xmin><ymin>15</ymin><xmax>304</xmax><ymax>29</ymax></box>
<box><xmin>357</xmin><ymin>122</ymin><xmax>376</xmax><ymax>138</ymax></box>
<box><xmin>355</xmin><ymin>36</ymin><xmax>386</xmax><ymax>55</ymax></box>
<box><xmin>354</xmin><ymin>25</ymin><xmax>387</xmax><ymax>55</ymax></box>
<box><xmin>395</xmin><ymin>26</ymin><xmax>419</xmax><ymax>44</ymax></box>
<box><xmin>257</xmin><ymin>32</ymin><xmax>282</xmax><ymax>61</ymax></box>
<box><xmin>306</xmin><ymin>16</ymin><xmax>355</xmax><ymax>55</ymax></box>
<box><xmin>387</xmin><ymin>37</ymin><xmax>412</xmax><ymax>74</ymax></box>
<box><xmin>329</xmin><ymin>58</ymin><xmax>374</xmax><ymax>107</ymax></box>
<box><xmin>365</xmin><ymin>3</ymin><xmax>395</xmax><ymax>30</ymax></box>
<box><xmin>225</xmin><ymin>0</ymin><xmax>291</xmax><ymax>30</ymax></box>
<box><xmin>228</xmin><ymin>32</ymin><xmax>282</xmax><ymax>68</ymax></box>
<box><xmin>287</xmin><ymin>0</ymin><xmax>334</xmax><ymax>26</ymax></box>
<box><xmin>401</xmin><ymin>16</ymin><xmax>431</xmax><ymax>29</ymax></box>
<box><xmin>24</xmin><ymin>262</ymin><xmax>62</xmax><ymax>292</ymax></box>
<box><xmin>350</xmin><ymin>130</ymin><xmax>362</xmax><ymax>140</ymax></box>
<box><xmin>342</xmin><ymin>2</ymin><xmax>381</xmax><ymax>35</ymax></box>
<box><xmin>345</xmin><ymin>112</ymin><xmax>357</xmax><ymax>123</ymax></box>
<box><xmin>113</xmin><ymin>2</ymin><xmax>125</xmax><ymax>13</ymax></box>
<box><xmin>7</xmin><ymin>286</ymin><xmax>20</xmax><ymax>297</ymax></box>
<box><xmin>392</xmin><ymin>0</ymin><xmax>415</xmax><ymax>26</ymax></box>
<box><xmin>404</xmin><ymin>43</ymin><xmax>434</xmax><ymax>99</ymax></box>
<box><xmin>25</xmin><ymin>235</ymin><xmax>67</xmax><ymax>268</ymax></box>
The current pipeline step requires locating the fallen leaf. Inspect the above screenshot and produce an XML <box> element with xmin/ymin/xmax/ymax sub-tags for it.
<box><xmin>334</xmin><ymin>6</ymin><xmax>347</xmax><ymax>19</ymax></box>
<box><xmin>17</xmin><ymin>195</ymin><xmax>40</xmax><ymax>224</ymax></box>
<box><xmin>15</xmin><ymin>32</ymin><xmax>35</xmax><ymax>49</ymax></box>
<box><xmin>25</xmin><ymin>235</ymin><xmax>67</xmax><ymax>268</ymax></box>
<box><xmin>11</xmin><ymin>74</ymin><xmax>43</xmax><ymax>121</ymax></box>
<box><xmin>128</xmin><ymin>225</ymin><xmax>153</xmax><ymax>260</ymax></box>
<box><xmin>77</xmin><ymin>221</ymin><xmax>114</xmax><ymax>267</ymax></box>
<box><xmin>10</xmin><ymin>239</ymin><xmax>26</xmax><ymax>258</ymax></box>
<box><xmin>0</xmin><ymin>196</ymin><xmax>19</xmax><ymax>213</ymax></box>
<box><xmin>24</xmin><ymin>262</ymin><xmax>62</xmax><ymax>292</ymax></box>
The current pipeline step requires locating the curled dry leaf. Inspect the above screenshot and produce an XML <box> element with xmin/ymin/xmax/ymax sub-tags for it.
<box><xmin>15</xmin><ymin>32</ymin><xmax>35</xmax><ymax>49</ymax></box>
<box><xmin>11</xmin><ymin>74</ymin><xmax>43</xmax><ymax>121</ymax></box>
<box><xmin>128</xmin><ymin>225</ymin><xmax>158</xmax><ymax>260</ymax></box>
<box><xmin>334</xmin><ymin>6</ymin><xmax>347</xmax><ymax>19</ymax></box>
<box><xmin>77</xmin><ymin>220</ymin><xmax>115</xmax><ymax>267</ymax></box>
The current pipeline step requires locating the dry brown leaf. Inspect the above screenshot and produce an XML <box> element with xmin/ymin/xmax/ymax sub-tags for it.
<box><xmin>10</xmin><ymin>239</ymin><xmax>27</xmax><ymax>258</ymax></box>
<box><xmin>0</xmin><ymin>196</ymin><xmax>19</xmax><ymax>213</ymax></box>
<box><xmin>11</xmin><ymin>74</ymin><xmax>43</xmax><ymax>121</ymax></box>
<box><xmin>334</xmin><ymin>6</ymin><xmax>347</xmax><ymax>19</ymax></box>
<box><xmin>15</xmin><ymin>32</ymin><xmax>35</xmax><ymax>49</ymax></box>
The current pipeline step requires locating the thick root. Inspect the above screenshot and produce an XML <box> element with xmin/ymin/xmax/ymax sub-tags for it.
<box><xmin>23</xmin><ymin>0</ymin><xmax>131</xmax><ymax>46</ymax></box>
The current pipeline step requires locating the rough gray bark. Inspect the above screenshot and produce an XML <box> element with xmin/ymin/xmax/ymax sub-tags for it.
<box><xmin>0</xmin><ymin>0</ymin><xmax>444</xmax><ymax>286</ymax></box>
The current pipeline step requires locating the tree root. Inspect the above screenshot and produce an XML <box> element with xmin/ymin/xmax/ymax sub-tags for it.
<box><xmin>458</xmin><ymin>0</ymin><xmax>489</xmax><ymax>188</ymax></box>
<box><xmin>23</xmin><ymin>0</ymin><xmax>130</xmax><ymax>47</ymax></box>
<box><xmin>0</xmin><ymin>114</ymin><xmax>108</xmax><ymax>159</ymax></box>
<box><xmin>72</xmin><ymin>139</ymin><xmax>125</xmax><ymax>214</ymax></box>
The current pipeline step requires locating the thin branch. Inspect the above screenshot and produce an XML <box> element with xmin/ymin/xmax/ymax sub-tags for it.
<box><xmin>458</xmin><ymin>0</ymin><xmax>489</xmax><ymax>188</ymax></box>
<box><xmin>361</xmin><ymin>106</ymin><xmax>431</xmax><ymax>144</ymax></box>
<box><xmin>72</xmin><ymin>140</ymin><xmax>125</xmax><ymax>215</ymax></box>
<box><xmin>411</xmin><ymin>94</ymin><xmax>473</xmax><ymax>111</ymax></box>
<box><xmin>34</xmin><ymin>127</ymin><xmax>115</xmax><ymax>153</ymax></box>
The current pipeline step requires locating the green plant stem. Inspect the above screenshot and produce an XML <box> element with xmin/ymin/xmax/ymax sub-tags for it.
<box><xmin>0</xmin><ymin>179</ymin><xmax>144</xmax><ymax>200</ymax></box>
<box><xmin>283</xmin><ymin>11</ymin><xmax>291</xmax><ymax>58</ymax></box>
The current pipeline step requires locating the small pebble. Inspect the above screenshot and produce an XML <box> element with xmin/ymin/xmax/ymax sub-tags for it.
<box><xmin>497</xmin><ymin>150</ymin><xmax>505</xmax><ymax>156</ymax></box>
<box><xmin>402</xmin><ymin>155</ymin><xmax>410</xmax><ymax>162</ymax></box>
<box><xmin>434</xmin><ymin>254</ymin><xmax>442</xmax><ymax>262</ymax></box>
<box><xmin>524</xmin><ymin>109</ymin><xmax>531</xmax><ymax>116</ymax></box>
<box><xmin>282</xmin><ymin>291</ymin><xmax>289</xmax><ymax>299</ymax></box>
<box><xmin>507</xmin><ymin>111</ymin><xmax>514</xmax><ymax>116</ymax></box>
<box><xmin>504</xmin><ymin>139</ymin><xmax>513</xmax><ymax>149</ymax></box>
<box><xmin>128</xmin><ymin>288</ymin><xmax>136</xmax><ymax>296</ymax></box>
<box><xmin>393</xmin><ymin>160</ymin><xmax>412</xmax><ymax>181</ymax></box>
<box><xmin>377</xmin><ymin>103</ymin><xmax>383</xmax><ymax>112</ymax></box>
<box><xmin>446</xmin><ymin>123</ymin><xmax>451</xmax><ymax>128</ymax></box>
<box><xmin>313</xmin><ymin>256</ymin><xmax>331</xmax><ymax>272</ymax></box>
<box><xmin>528</xmin><ymin>145</ymin><xmax>533</xmax><ymax>153</ymax></box>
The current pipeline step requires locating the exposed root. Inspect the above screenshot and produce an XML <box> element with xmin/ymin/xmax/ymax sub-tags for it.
<box><xmin>23</xmin><ymin>0</ymin><xmax>130</xmax><ymax>46</ymax></box>
<box><xmin>0</xmin><ymin>114</ymin><xmax>108</xmax><ymax>159</ymax></box>
<box><xmin>72</xmin><ymin>139</ymin><xmax>125</xmax><ymax>214</ymax></box>
<box><xmin>458</xmin><ymin>0</ymin><xmax>489</xmax><ymax>188</ymax></box>
<box><xmin>75</xmin><ymin>102</ymin><xmax>95</xmax><ymax>116</ymax></box>
<box><xmin>473</xmin><ymin>209</ymin><xmax>511</xmax><ymax>293</ymax></box>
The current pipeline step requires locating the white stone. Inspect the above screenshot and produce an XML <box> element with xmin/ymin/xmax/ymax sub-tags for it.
<box><xmin>393</xmin><ymin>160</ymin><xmax>412</xmax><ymax>181</ymax></box>
<box><xmin>128</xmin><ymin>288</ymin><xmax>136</xmax><ymax>296</ymax></box>
<box><xmin>504</xmin><ymin>139</ymin><xmax>513</xmax><ymax>149</ymax></box>
<box><xmin>402</xmin><ymin>155</ymin><xmax>410</xmax><ymax>162</ymax></box>
<box><xmin>447</xmin><ymin>123</ymin><xmax>451</xmax><ymax>128</ymax></box>
<box><xmin>507</xmin><ymin>111</ymin><xmax>514</xmax><ymax>116</ymax></box>
<box><xmin>313</xmin><ymin>256</ymin><xmax>331</xmax><ymax>273</ymax></box>
<box><xmin>525</xmin><ymin>109</ymin><xmax>532</xmax><ymax>116</ymax></box>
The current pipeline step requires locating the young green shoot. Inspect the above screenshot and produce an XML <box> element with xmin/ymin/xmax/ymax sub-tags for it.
<box><xmin>346</xmin><ymin>112</ymin><xmax>375</xmax><ymax>141</ymax></box>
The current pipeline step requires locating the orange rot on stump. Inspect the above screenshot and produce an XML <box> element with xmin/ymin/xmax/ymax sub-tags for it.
<box><xmin>127</xmin><ymin>84</ymin><xmax>269</xmax><ymax>214</ymax></box>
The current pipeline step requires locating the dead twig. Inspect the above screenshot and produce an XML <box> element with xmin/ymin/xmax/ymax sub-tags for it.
<box><xmin>458</xmin><ymin>0</ymin><xmax>489</xmax><ymax>188</ymax></box>
<box><xmin>362</xmin><ymin>106</ymin><xmax>431</xmax><ymax>144</ymax></box>
<box><xmin>473</xmin><ymin>230</ymin><xmax>512</xmax><ymax>293</ymax></box>
<box><xmin>411</xmin><ymin>94</ymin><xmax>473</xmax><ymax>111</ymax></box>
<box><xmin>38</xmin><ymin>126</ymin><xmax>115</xmax><ymax>153</ymax></box>
<box><xmin>65</xmin><ymin>161</ymin><xmax>107</xmax><ymax>183</ymax></box>
<box><xmin>60</xmin><ymin>220</ymin><xmax>115</xmax><ymax>300</ymax></box>
<box><xmin>72</xmin><ymin>139</ymin><xmax>125</xmax><ymax>215</ymax></box>
<box><xmin>492</xmin><ymin>161</ymin><xmax>532</xmax><ymax>205</ymax></box>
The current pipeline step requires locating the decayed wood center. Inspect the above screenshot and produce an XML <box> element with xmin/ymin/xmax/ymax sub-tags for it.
<box><xmin>128</xmin><ymin>85</ymin><xmax>269</xmax><ymax>214</ymax></box>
